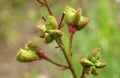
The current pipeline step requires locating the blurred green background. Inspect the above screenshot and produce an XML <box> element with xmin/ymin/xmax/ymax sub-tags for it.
<box><xmin>0</xmin><ymin>0</ymin><xmax>120</xmax><ymax>78</ymax></box>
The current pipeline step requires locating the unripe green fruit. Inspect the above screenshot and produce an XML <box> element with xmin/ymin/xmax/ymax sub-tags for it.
<box><xmin>77</xmin><ymin>16</ymin><xmax>90</xmax><ymax>30</ymax></box>
<box><xmin>64</xmin><ymin>6</ymin><xmax>76</xmax><ymax>25</ymax></box>
<box><xmin>87</xmin><ymin>48</ymin><xmax>101</xmax><ymax>63</ymax></box>
<box><xmin>45</xmin><ymin>15</ymin><xmax>57</xmax><ymax>30</ymax></box>
<box><xmin>44</xmin><ymin>33</ymin><xmax>54</xmax><ymax>44</ymax></box>
<box><xmin>52</xmin><ymin>29</ymin><xmax>63</xmax><ymax>38</ymax></box>
<box><xmin>25</xmin><ymin>41</ymin><xmax>39</xmax><ymax>54</ymax></box>
<box><xmin>16</xmin><ymin>49</ymin><xmax>39</xmax><ymax>62</ymax></box>
<box><xmin>95</xmin><ymin>62</ymin><xmax>107</xmax><ymax>68</ymax></box>
<box><xmin>80</xmin><ymin>58</ymin><xmax>94</xmax><ymax>67</ymax></box>
<box><xmin>72</xmin><ymin>8</ymin><xmax>81</xmax><ymax>26</ymax></box>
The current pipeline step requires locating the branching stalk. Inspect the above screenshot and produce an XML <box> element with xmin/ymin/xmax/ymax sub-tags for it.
<box><xmin>43</xmin><ymin>55</ymin><xmax>69</xmax><ymax>69</ymax></box>
<box><xmin>43</xmin><ymin>0</ymin><xmax>53</xmax><ymax>16</ymax></box>
<box><xmin>55</xmin><ymin>38</ymin><xmax>77</xmax><ymax>78</ymax></box>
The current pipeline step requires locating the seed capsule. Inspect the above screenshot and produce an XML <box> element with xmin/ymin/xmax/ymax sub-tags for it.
<box><xmin>52</xmin><ymin>29</ymin><xmax>63</xmax><ymax>38</ymax></box>
<box><xmin>25</xmin><ymin>41</ymin><xmax>39</xmax><ymax>53</ymax></box>
<box><xmin>80</xmin><ymin>58</ymin><xmax>94</xmax><ymax>67</ymax></box>
<box><xmin>45</xmin><ymin>15</ymin><xmax>57</xmax><ymax>30</ymax></box>
<box><xmin>16</xmin><ymin>49</ymin><xmax>39</xmax><ymax>62</ymax></box>
<box><xmin>95</xmin><ymin>62</ymin><xmax>107</xmax><ymax>68</ymax></box>
<box><xmin>64</xmin><ymin>6</ymin><xmax>76</xmax><ymax>25</ymax></box>
<box><xmin>87</xmin><ymin>48</ymin><xmax>101</xmax><ymax>63</ymax></box>
<box><xmin>44</xmin><ymin>33</ymin><xmax>54</xmax><ymax>44</ymax></box>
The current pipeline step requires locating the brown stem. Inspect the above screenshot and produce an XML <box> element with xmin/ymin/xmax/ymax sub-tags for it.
<box><xmin>80</xmin><ymin>69</ymin><xmax>86</xmax><ymax>78</ymax></box>
<box><xmin>36</xmin><ymin>0</ymin><xmax>45</xmax><ymax>5</ymax></box>
<box><xmin>55</xmin><ymin>38</ymin><xmax>77</xmax><ymax>78</ymax></box>
<box><xmin>68</xmin><ymin>32</ymin><xmax>74</xmax><ymax>60</ymax></box>
<box><xmin>42</xmin><ymin>16</ymin><xmax>46</xmax><ymax>22</ymax></box>
<box><xmin>43</xmin><ymin>0</ymin><xmax>53</xmax><ymax>16</ymax></box>
<box><xmin>36</xmin><ymin>0</ymin><xmax>53</xmax><ymax>16</ymax></box>
<box><xmin>43</xmin><ymin>55</ymin><xmax>69</xmax><ymax>69</ymax></box>
<box><xmin>58</xmin><ymin>13</ymin><xmax>65</xmax><ymax>29</ymax></box>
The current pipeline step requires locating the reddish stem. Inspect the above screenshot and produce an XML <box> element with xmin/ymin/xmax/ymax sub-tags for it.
<box><xmin>38</xmin><ymin>50</ymin><xmax>69</xmax><ymax>69</ymax></box>
<box><xmin>68</xmin><ymin>25</ymin><xmax>76</xmax><ymax>60</ymax></box>
<box><xmin>58</xmin><ymin>13</ymin><xmax>65</xmax><ymax>29</ymax></box>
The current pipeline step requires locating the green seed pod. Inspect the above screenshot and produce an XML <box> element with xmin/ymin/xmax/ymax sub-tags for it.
<box><xmin>64</xmin><ymin>6</ymin><xmax>76</xmax><ymax>25</ymax></box>
<box><xmin>87</xmin><ymin>48</ymin><xmax>101</xmax><ymax>63</ymax></box>
<box><xmin>16</xmin><ymin>49</ymin><xmax>39</xmax><ymax>62</ymax></box>
<box><xmin>52</xmin><ymin>29</ymin><xmax>63</xmax><ymax>38</ymax></box>
<box><xmin>44</xmin><ymin>33</ymin><xmax>54</xmax><ymax>44</ymax></box>
<box><xmin>80</xmin><ymin>58</ymin><xmax>94</xmax><ymax>67</ymax></box>
<box><xmin>95</xmin><ymin>62</ymin><xmax>107</xmax><ymax>68</ymax></box>
<box><xmin>92</xmin><ymin>67</ymin><xmax>99</xmax><ymax>75</ymax></box>
<box><xmin>77</xmin><ymin>16</ymin><xmax>90</xmax><ymax>30</ymax></box>
<box><xmin>37</xmin><ymin>24</ymin><xmax>46</xmax><ymax>38</ymax></box>
<box><xmin>72</xmin><ymin>8</ymin><xmax>81</xmax><ymax>26</ymax></box>
<box><xmin>25</xmin><ymin>41</ymin><xmax>40</xmax><ymax>54</ymax></box>
<box><xmin>45</xmin><ymin>15</ymin><xmax>57</xmax><ymax>30</ymax></box>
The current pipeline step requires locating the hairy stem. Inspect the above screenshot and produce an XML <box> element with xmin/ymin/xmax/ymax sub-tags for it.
<box><xmin>55</xmin><ymin>38</ymin><xmax>77</xmax><ymax>78</ymax></box>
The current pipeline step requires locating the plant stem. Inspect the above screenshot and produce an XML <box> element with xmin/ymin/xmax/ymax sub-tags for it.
<box><xmin>68</xmin><ymin>32</ymin><xmax>75</xmax><ymax>60</ymax></box>
<box><xmin>43</xmin><ymin>55</ymin><xmax>69</xmax><ymax>69</ymax></box>
<box><xmin>80</xmin><ymin>69</ymin><xmax>86</xmax><ymax>78</ymax></box>
<box><xmin>43</xmin><ymin>0</ymin><xmax>53</xmax><ymax>16</ymax></box>
<box><xmin>58</xmin><ymin>13</ymin><xmax>65</xmax><ymax>29</ymax></box>
<box><xmin>36</xmin><ymin>0</ymin><xmax>53</xmax><ymax>16</ymax></box>
<box><xmin>55</xmin><ymin>38</ymin><xmax>77</xmax><ymax>78</ymax></box>
<box><xmin>42</xmin><ymin>16</ymin><xmax>46</xmax><ymax>22</ymax></box>
<box><xmin>36</xmin><ymin>0</ymin><xmax>45</xmax><ymax>5</ymax></box>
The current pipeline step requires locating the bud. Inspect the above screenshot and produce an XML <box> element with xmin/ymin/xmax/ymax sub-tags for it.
<box><xmin>77</xmin><ymin>16</ymin><xmax>90</xmax><ymax>30</ymax></box>
<box><xmin>92</xmin><ymin>67</ymin><xmax>99</xmax><ymax>75</ymax></box>
<box><xmin>25</xmin><ymin>41</ymin><xmax>39</xmax><ymax>53</ymax></box>
<box><xmin>16</xmin><ymin>49</ymin><xmax>39</xmax><ymax>62</ymax></box>
<box><xmin>38</xmin><ymin>50</ymin><xmax>45</xmax><ymax>58</ymax></box>
<box><xmin>37</xmin><ymin>24</ymin><xmax>46</xmax><ymax>38</ymax></box>
<box><xmin>52</xmin><ymin>29</ymin><xmax>63</xmax><ymax>38</ymax></box>
<box><xmin>84</xmin><ymin>67</ymin><xmax>92</xmax><ymax>75</ymax></box>
<box><xmin>64</xmin><ymin>6</ymin><xmax>76</xmax><ymax>25</ymax></box>
<box><xmin>80</xmin><ymin>58</ymin><xmax>94</xmax><ymax>67</ymax></box>
<box><xmin>95</xmin><ymin>62</ymin><xmax>107</xmax><ymax>68</ymax></box>
<box><xmin>44</xmin><ymin>33</ymin><xmax>54</xmax><ymax>44</ymax></box>
<box><xmin>72</xmin><ymin>8</ymin><xmax>81</xmax><ymax>26</ymax></box>
<box><xmin>45</xmin><ymin>15</ymin><xmax>57</xmax><ymax>30</ymax></box>
<box><xmin>87</xmin><ymin>48</ymin><xmax>101</xmax><ymax>63</ymax></box>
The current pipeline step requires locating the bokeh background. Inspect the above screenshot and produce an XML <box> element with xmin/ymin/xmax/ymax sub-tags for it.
<box><xmin>0</xmin><ymin>0</ymin><xmax>120</xmax><ymax>78</ymax></box>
